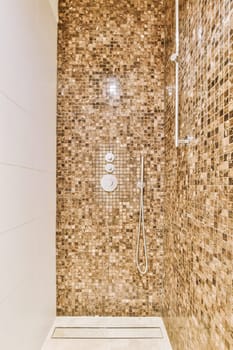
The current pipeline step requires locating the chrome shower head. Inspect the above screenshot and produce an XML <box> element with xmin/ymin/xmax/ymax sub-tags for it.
<box><xmin>170</xmin><ymin>53</ymin><xmax>178</xmax><ymax>62</ymax></box>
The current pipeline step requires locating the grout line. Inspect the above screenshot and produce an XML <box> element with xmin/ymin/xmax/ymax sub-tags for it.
<box><xmin>0</xmin><ymin>161</ymin><xmax>55</xmax><ymax>174</ymax></box>
<box><xmin>0</xmin><ymin>211</ymin><xmax>55</xmax><ymax>236</ymax></box>
<box><xmin>0</xmin><ymin>217</ymin><xmax>40</xmax><ymax>236</ymax></box>
<box><xmin>0</xmin><ymin>90</ymin><xmax>30</xmax><ymax>115</ymax></box>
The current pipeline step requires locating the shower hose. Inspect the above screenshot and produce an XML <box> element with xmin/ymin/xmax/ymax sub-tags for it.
<box><xmin>136</xmin><ymin>153</ymin><xmax>148</xmax><ymax>275</ymax></box>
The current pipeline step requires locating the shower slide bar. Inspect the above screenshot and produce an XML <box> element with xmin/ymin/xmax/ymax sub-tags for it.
<box><xmin>171</xmin><ymin>0</ymin><xmax>193</xmax><ymax>147</ymax></box>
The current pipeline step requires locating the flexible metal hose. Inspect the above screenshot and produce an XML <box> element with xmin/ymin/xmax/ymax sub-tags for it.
<box><xmin>135</xmin><ymin>153</ymin><xmax>148</xmax><ymax>275</ymax></box>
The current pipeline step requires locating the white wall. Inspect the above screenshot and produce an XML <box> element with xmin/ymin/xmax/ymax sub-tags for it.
<box><xmin>0</xmin><ymin>0</ymin><xmax>57</xmax><ymax>349</ymax></box>
<box><xmin>49</xmin><ymin>0</ymin><xmax>58</xmax><ymax>21</ymax></box>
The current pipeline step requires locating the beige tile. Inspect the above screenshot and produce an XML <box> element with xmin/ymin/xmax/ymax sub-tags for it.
<box><xmin>57</xmin><ymin>0</ymin><xmax>165</xmax><ymax>317</ymax></box>
<box><xmin>163</xmin><ymin>0</ymin><xmax>233</xmax><ymax>349</ymax></box>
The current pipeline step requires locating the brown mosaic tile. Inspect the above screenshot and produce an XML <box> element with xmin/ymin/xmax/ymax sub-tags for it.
<box><xmin>57</xmin><ymin>0</ymin><xmax>232</xmax><ymax>347</ymax></box>
<box><xmin>163</xmin><ymin>0</ymin><xmax>233</xmax><ymax>349</ymax></box>
<box><xmin>57</xmin><ymin>0</ymin><xmax>165</xmax><ymax>316</ymax></box>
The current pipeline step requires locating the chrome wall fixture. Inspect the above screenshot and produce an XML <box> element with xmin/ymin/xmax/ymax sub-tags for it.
<box><xmin>171</xmin><ymin>0</ymin><xmax>193</xmax><ymax>147</ymax></box>
<box><xmin>101</xmin><ymin>152</ymin><xmax>118</xmax><ymax>192</ymax></box>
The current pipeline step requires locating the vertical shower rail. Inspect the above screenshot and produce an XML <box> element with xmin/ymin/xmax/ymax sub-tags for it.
<box><xmin>171</xmin><ymin>0</ymin><xmax>192</xmax><ymax>147</ymax></box>
<box><xmin>175</xmin><ymin>0</ymin><xmax>179</xmax><ymax>147</ymax></box>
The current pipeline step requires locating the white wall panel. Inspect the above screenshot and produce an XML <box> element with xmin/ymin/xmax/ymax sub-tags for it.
<box><xmin>0</xmin><ymin>0</ymin><xmax>57</xmax><ymax>349</ymax></box>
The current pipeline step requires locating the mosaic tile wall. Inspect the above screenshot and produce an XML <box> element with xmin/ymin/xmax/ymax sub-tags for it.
<box><xmin>163</xmin><ymin>0</ymin><xmax>233</xmax><ymax>349</ymax></box>
<box><xmin>57</xmin><ymin>0</ymin><xmax>165</xmax><ymax>316</ymax></box>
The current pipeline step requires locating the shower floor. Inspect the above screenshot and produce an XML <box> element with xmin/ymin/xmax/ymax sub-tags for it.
<box><xmin>42</xmin><ymin>317</ymin><xmax>172</xmax><ymax>350</ymax></box>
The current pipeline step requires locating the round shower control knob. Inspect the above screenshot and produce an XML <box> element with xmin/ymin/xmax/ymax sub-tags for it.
<box><xmin>101</xmin><ymin>174</ymin><xmax>118</xmax><ymax>192</ymax></box>
<box><xmin>105</xmin><ymin>152</ymin><xmax>115</xmax><ymax>162</ymax></box>
<box><xmin>105</xmin><ymin>163</ymin><xmax>115</xmax><ymax>173</ymax></box>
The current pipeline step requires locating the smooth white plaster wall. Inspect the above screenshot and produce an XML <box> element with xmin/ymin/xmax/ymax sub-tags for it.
<box><xmin>0</xmin><ymin>0</ymin><xmax>57</xmax><ymax>349</ymax></box>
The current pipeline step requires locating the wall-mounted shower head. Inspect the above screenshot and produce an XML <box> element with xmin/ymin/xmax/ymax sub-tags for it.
<box><xmin>170</xmin><ymin>53</ymin><xmax>178</xmax><ymax>62</ymax></box>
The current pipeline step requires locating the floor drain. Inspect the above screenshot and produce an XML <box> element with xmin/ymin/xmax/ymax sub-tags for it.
<box><xmin>52</xmin><ymin>326</ymin><xmax>163</xmax><ymax>339</ymax></box>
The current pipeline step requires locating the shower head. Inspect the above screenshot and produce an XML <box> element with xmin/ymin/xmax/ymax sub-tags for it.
<box><xmin>170</xmin><ymin>53</ymin><xmax>178</xmax><ymax>62</ymax></box>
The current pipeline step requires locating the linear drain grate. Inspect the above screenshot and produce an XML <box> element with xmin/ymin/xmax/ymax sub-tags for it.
<box><xmin>52</xmin><ymin>326</ymin><xmax>163</xmax><ymax>339</ymax></box>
